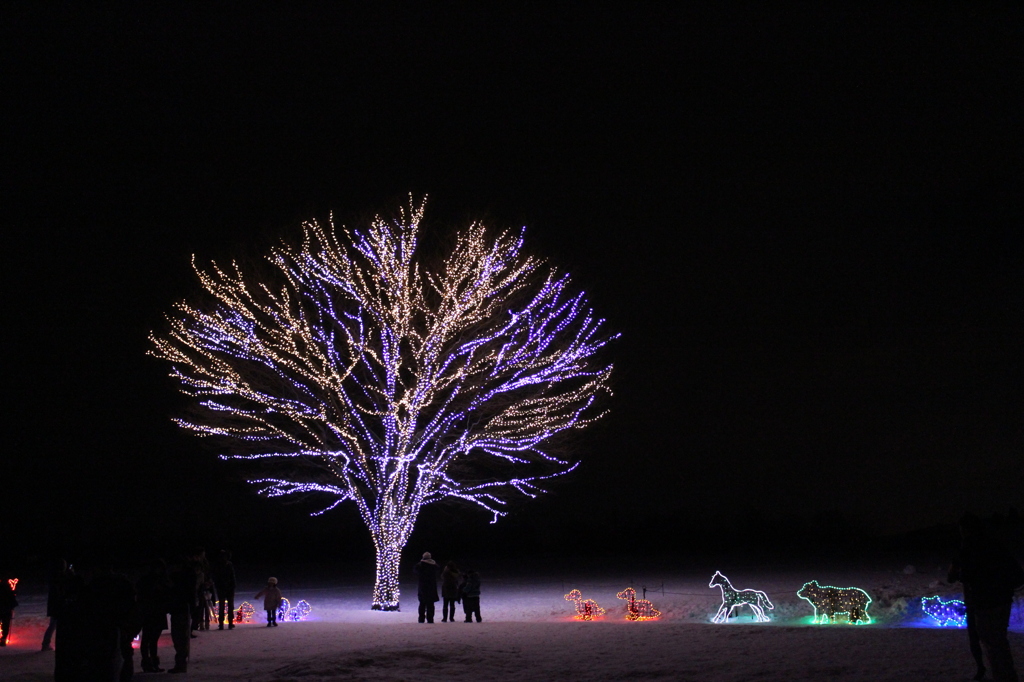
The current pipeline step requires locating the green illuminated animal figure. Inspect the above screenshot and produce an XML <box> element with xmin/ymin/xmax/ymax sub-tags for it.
<box><xmin>797</xmin><ymin>580</ymin><xmax>871</xmax><ymax>624</ymax></box>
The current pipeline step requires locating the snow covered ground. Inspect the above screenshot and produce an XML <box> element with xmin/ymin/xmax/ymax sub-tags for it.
<box><xmin>3</xmin><ymin>566</ymin><xmax>1023</xmax><ymax>681</ymax></box>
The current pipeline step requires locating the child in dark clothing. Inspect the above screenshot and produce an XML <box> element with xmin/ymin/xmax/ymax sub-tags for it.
<box><xmin>459</xmin><ymin>569</ymin><xmax>481</xmax><ymax>623</ymax></box>
<box><xmin>255</xmin><ymin>577</ymin><xmax>283</xmax><ymax>627</ymax></box>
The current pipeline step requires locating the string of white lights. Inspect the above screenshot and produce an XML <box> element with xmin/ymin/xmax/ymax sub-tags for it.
<box><xmin>151</xmin><ymin>197</ymin><xmax>616</xmax><ymax>610</ymax></box>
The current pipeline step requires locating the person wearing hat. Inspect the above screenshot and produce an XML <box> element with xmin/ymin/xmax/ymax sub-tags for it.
<box><xmin>255</xmin><ymin>578</ymin><xmax>283</xmax><ymax>628</ymax></box>
<box><xmin>414</xmin><ymin>553</ymin><xmax>439</xmax><ymax>623</ymax></box>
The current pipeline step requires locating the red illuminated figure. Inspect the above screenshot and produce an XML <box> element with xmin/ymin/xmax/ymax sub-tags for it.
<box><xmin>617</xmin><ymin>587</ymin><xmax>660</xmax><ymax>621</ymax></box>
<box><xmin>0</xmin><ymin>577</ymin><xmax>17</xmax><ymax>646</ymax></box>
<box><xmin>234</xmin><ymin>601</ymin><xmax>256</xmax><ymax>624</ymax></box>
<box><xmin>564</xmin><ymin>589</ymin><xmax>606</xmax><ymax>620</ymax></box>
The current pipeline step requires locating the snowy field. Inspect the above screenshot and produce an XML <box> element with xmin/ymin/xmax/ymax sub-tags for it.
<box><xmin>3</xmin><ymin>566</ymin><xmax>1023</xmax><ymax>681</ymax></box>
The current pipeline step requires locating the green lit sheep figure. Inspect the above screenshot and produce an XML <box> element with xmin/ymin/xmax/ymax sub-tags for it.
<box><xmin>797</xmin><ymin>580</ymin><xmax>871</xmax><ymax>624</ymax></box>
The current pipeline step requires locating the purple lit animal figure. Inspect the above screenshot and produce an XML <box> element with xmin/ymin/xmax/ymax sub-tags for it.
<box><xmin>709</xmin><ymin>571</ymin><xmax>773</xmax><ymax>623</ymax></box>
<box><xmin>564</xmin><ymin>589</ymin><xmax>606</xmax><ymax>621</ymax></box>
<box><xmin>797</xmin><ymin>580</ymin><xmax>871</xmax><ymax>624</ymax></box>
<box><xmin>921</xmin><ymin>596</ymin><xmax>966</xmax><ymax>627</ymax></box>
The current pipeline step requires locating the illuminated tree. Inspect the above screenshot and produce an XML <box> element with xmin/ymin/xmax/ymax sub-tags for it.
<box><xmin>150</xmin><ymin>199</ymin><xmax>615</xmax><ymax>610</ymax></box>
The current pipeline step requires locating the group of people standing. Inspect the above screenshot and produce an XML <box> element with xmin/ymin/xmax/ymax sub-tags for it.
<box><xmin>38</xmin><ymin>547</ymin><xmax>237</xmax><ymax>680</ymax></box>
<box><xmin>414</xmin><ymin>553</ymin><xmax>481</xmax><ymax>623</ymax></box>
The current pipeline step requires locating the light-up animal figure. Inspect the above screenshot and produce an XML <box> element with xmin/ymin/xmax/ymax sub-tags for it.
<box><xmin>272</xmin><ymin>597</ymin><xmax>313</xmax><ymax>622</ymax></box>
<box><xmin>709</xmin><ymin>571</ymin><xmax>773</xmax><ymax>623</ymax></box>
<box><xmin>286</xmin><ymin>600</ymin><xmax>312</xmax><ymax>622</ymax></box>
<box><xmin>277</xmin><ymin>597</ymin><xmax>291</xmax><ymax>623</ymax></box>
<box><xmin>797</xmin><ymin>580</ymin><xmax>871</xmax><ymax>624</ymax></box>
<box><xmin>235</xmin><ymin>601</ymin><xmax>256</xmax><ymax>624</ymax></box>
<box><xmin>564</xmin><ymin>589</ymin><xmax>606</xmax><ymax>620</ymax></box>
<box><xmin>617</xmin><ymin>587</ymin><xmax>661</xmax><ymax>621</ymax></box>
<box><xmin>921</xmin><ymin>596</ymin><xmax>967</xmax><ymax>627</ymax></box>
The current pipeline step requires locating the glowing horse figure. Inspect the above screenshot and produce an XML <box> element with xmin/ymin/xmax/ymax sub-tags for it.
<box><xmin>709</xmin><ymin>571</ymin><xmax>774</xmax><ymax>623</ymax></box>
<box><xmin>617</xmin><ymin>587</ymin><xmax>661</xmax><ymax>621</ymax></box>
<box><xmin>564</xmin><ymin>589</ymin><xmax>606</xmax><ymax>621</ymax></box>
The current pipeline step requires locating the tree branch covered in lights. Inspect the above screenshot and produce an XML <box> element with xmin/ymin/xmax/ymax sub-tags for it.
<box><xmin>150</xmin><ymin>198</ymin><xmax>616</xmax><ymax>610</ymax></box>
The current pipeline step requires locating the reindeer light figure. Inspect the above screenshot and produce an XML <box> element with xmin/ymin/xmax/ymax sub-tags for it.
<box><xmin>708</xmin><ymin>571</ymin><xmax>773</xmax><ymax>623</ymax></box>
<box><xmin>617</xmin><ymin>587</ymin><xmax>661</xmax><ymax>621</ymax></box>
<box><xmin>564</xmin><ymin>589</ymin><xmax>606</xmax><ymax>621</ymax></box>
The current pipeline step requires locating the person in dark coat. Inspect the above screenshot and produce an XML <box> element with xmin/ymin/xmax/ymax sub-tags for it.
<box><xmin>948</xmin><ymin>513</ymin><xmax>1024</xmax><ymax>682</ymax></box>
<box><xmin>459</xmin><ymin>568</ymin><xmax>482</xmax><ymax>623</ymax></box>
<box><xmin>212</xmin><ymin>550</ymin><xmax>237</xmax><ymax>630</ymax></box>
<box><xmin>53</xmin><ymin>554</ymin><xmax>137</xmax><ymax>682</ymax></box>
<box><xmin>0</xmin><ymin>571</ymin><xmax>17</xmax><ymax>646</ymax></box>
<box><xmin>136</xmin><ymin>558</ymin><xmax>170</xmax><ymax>673</ymax></box>
<box><xmin>414</xmin><ymin>552</ymin><xmax>439</xmax><ymax>623</ymax></box>
<box><xmin>189</xmin><ymin>547</ymin><xmax>209</xmax><ymax>635</ymax></box>
<box><xmin>166</xmin><ymin>555</ymin><xmax>197</xmax><ymax>674</ymax></box>
<box><xmin>42</xmin><ymin>558</ymin><xmax>71</xmax><ymax>651</ymax></box>
<box><xmin>440</xmin><ymin>561</ymin><xmax>460</xmax><ymax>623</ymax></box>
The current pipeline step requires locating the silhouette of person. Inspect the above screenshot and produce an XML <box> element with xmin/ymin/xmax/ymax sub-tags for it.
<box><xmin>0</xmin><ymin>570</ymin><xmax>17</xmax><ymax>646</ymax></box>
<box><xmin>414</xmin><ymin>552</ymin><xmax>439</xmax><ymax>623</ymax></box>
<box><xmin>440</xmin><ymin>561</ymin><xmax>460</xmax><ymax>622</ymax></box>
<box><xmin>189</xmin><ymin>547</ymin><xmax>209</xmax><ymax>636</ymax></box>
<box><xmin>53</xmin><ymin>553</ymin><xmax>136</xmax><ymax>682</ymax></box>
<box><xmin>137</xmin><ymin>558</ymin><xmax>170</xmax><ymax>672</ymax></box>
<box><xmin>459</xmin><ymin>567</ymin><xmax>482</xmax><ymax>623</ymax></box>
<box><xmin>212</xmin><ymin>550</ymin><xmax>237</xmax><ymax>630</ymax></box>
<box><xmin>166</xmin><ymin>554</ymin><xmax>196</xmax><ymax>674</ymax></box>
<box><xmin>254</xmin><ymin>577</ymin><xmax>283</xmax><ymax>627</ymax></box>
<box><xmin>42</xmin><ymin>558</ymin><xmax>71</xmax><ymax>651</ymax></box>
<box><xmin>949</xmin><ymin>513</ymin><xmax>1024</xmax><ymax>682</ymax></box>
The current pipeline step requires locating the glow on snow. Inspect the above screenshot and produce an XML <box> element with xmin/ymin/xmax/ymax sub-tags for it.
<box><xmin>150</xmin><ymin>198</ymin><xmax>616</xmax><ymax>610</ymax></box>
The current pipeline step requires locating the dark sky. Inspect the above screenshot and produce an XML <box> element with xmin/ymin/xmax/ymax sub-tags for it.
<box><xmin>5</xmin><ymin>5</ymin><xmax>1023</xmax><ymax>563</ymax></box>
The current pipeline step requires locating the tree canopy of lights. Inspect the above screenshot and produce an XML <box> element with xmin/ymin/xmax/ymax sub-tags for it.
<box><xmin>150</xmin><ymin>198</ymin><xmax>616</xmax><ymax>610</ymax></box>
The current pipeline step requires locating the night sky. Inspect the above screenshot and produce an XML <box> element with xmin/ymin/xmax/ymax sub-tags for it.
<box><xmin>6</xmin><ymin>5</ymin><xmax>1023</xmax><ymax>566</ymax></box>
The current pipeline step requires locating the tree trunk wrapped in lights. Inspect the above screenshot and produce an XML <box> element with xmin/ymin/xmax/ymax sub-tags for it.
<box><xmin>150</xmin><ymin>198</ymin><xmax>615</xmax><ymax>610</ymax></box>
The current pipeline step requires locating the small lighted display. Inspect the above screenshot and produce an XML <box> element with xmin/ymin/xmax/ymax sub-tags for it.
<box><xmin>235</xmin><ymin>602</ymin><xmax>256</xmax><ymax>623</ymax></box>
<box><xmin>616</xmin><ymin>587</ymin><xmax>660</xmax><ymax>621</ymax></box>
<box><xmin>709</xmin><ymin>571</ymin><xmax>773</xmax><ymax>623</ymax></box>
<box><xmin>797</xmin><ymin>580</ymin><xmax>871</xmax><ymax>624</ymax></box>
<box><xmin>921</xmin><ymin>596</ymin><xmax>967</xmax><ymax>627</ymax></box>
<box><xmin>564</xmin><ymin>589</ymin><xmax>606</xmax><ymax>620</ymax></box>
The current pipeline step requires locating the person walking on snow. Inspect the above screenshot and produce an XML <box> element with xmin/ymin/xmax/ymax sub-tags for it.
<box><xmin>255</xmin><ymin>578</ymin><xmax>283</xmax><ymax>627</ymax></box>
<box><xmin>414</xmin><ymin>553</ymin><xmax>439</xmax><ymax>623</ymax></box>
